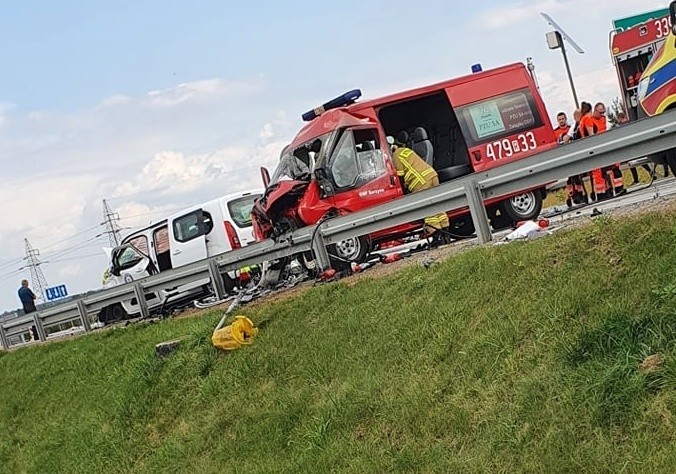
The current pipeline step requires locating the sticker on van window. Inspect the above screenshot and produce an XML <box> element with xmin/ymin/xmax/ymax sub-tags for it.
<box><xmin>468</xmin><ymin>102</ymin><xmax>506</xmax><ymax>139</ymax></box>
<box><xmin>458</xmin><ymin>89</ymin><xmax>543</xmax><ymax>146</ymax></box>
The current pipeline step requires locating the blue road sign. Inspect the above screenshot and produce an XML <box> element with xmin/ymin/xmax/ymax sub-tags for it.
<box><xmin>45</xmin><ymin>284</ymin><xmax>68</xmax><ymax>301</ymax></box>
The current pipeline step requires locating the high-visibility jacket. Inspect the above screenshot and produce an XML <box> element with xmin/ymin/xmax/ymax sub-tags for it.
<box><xmin>579</xmin><ymin>114</ymin><xmax>596</xmax><ymax>138</ymax></box>
<box><xmin>391</xmin><ymin>146</ymin><xmax>448</xmax><ymax>233</ymax></box>
<box><xmin>391</xmin><ymin>146</ymin><xmax>439</xmax><ymax>192</ymax></box>
<box><xmin>553</xmin><ymin>124</ymin><xmax>571</xmax><ymax>144</ymax></box>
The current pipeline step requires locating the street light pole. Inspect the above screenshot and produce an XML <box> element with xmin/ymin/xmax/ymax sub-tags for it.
<box><xmin>556</xmin><ymin>31</ymin><xmax>579</xmax><ymax>108</ymax></box>
<box><xmin>541</xmin><ymin>13</ymin><xmax>585</xmax><ymax>109</ymax></box>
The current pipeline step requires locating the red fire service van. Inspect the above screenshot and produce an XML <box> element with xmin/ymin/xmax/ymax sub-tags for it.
<box><xmin>251</xmin><ymin>62</ymin><xmax>557</xmax><ymax>267</ymax></box>
<box><xmin>610</xmin><ymin>8</ymin><xmax>672</xmax><ymax>120</ymax></box>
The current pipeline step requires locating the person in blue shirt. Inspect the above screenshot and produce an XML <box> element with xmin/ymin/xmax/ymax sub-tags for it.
<box><xmin>18</xmin><ymin>279</ymin><xmax>37</xmax><ymax>314</ymax></box>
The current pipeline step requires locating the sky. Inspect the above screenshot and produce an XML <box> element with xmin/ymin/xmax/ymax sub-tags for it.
<box><xmin>0</xmin><ymin>0</ymin><xmax>669</xmax><ymax>312</ymax></box>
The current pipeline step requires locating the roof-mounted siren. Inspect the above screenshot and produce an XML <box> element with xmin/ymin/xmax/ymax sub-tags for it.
<box><xmin>301</xmin><ymin>89</ymin><xmax>362</xmax><ymax>121</ymax></box>
<box><xmin>471</xmin><ymin>64</ymin><xmax>482</xmax><ymax>73</ymax></box>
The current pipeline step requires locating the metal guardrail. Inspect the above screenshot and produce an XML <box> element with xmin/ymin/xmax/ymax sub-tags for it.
<box><xmin>1</xmin><ymin>111</ymin><xmax>674</xmax><ymax>349</ymax></box>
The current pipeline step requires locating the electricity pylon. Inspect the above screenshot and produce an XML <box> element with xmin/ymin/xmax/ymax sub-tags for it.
<box><xmin>24</xmin><ymin>238</ymin><xmax>48</xmax><ymax>304</ymax></box>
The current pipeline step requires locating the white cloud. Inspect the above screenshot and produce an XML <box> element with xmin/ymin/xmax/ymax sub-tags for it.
<box><xmin>0</xmin><ymin>176</ymin><xmax>93</xmax><ymax>239</ymax></box>
<box><xmin>111</xmin><ymin>149</ymin><xmax>237</xmax><ymax>197</ymax></box>
<box><xmin>100</xmin><ymin>94</ymin><xmax>131</xmax><ymax>107</ymax></box>
<box><xmin>58</xmin><ymin>263</ymin><xmax>82</xmax><ymax>278</ymax></box>
<box><xmin>145</xmin><ymin>78</ymin><xmax>263</xmax><ymax>107</ymax></box>
<box><xmin>259</xmin><ymin>122</ymin><xmax>275</xmax><ymax>140</ymax></box>
<box><xmin>0</xmin><ymin>102</ymin><xmax>13</xmax><ymax>126</ymax></box>
<box><xmin>113</xmin><ymin>201</ymin><xmax>180</xmax><ymax>230</ymax></box>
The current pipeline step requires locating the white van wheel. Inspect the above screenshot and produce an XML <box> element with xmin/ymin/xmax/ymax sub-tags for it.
<box><xmin>329</xmin><ymin>236</ymin><xmax>369</xmax><ymax>267</ymax></box>
<box><xmin>500</xmin><ymin>191</ymin><xmax>543</xmax><ymax>222</ymax></box>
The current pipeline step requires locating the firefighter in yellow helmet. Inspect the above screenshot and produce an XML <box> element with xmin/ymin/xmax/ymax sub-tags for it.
<box><xmin>390</xmin><ymin>134</ymin><xmax>450</xmax><ymax>246</ymax></box>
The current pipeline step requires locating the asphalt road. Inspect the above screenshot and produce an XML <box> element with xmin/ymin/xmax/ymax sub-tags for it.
<box><xmin>542</xmin><ymin>176</ymin><xmax>676</xmax><ymax>225</ymax></box>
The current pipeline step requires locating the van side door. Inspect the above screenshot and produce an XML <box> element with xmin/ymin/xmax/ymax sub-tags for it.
<box><xmin>168</xmin><ymin>208</ymin><xmax>212</xmax><ymax>267</ymax></box>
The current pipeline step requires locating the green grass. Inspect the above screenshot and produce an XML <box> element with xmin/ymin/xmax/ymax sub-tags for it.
<box><xmin>3</xmin><ymin>207</ymin><xmax>676</xmax><ymax>473</ymax></box>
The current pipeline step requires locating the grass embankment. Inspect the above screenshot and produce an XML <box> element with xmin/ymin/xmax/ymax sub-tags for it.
<box><xmin>3</xmin><ymin>208</ymin><xmax>676</xmax><ymax>473</ymax></box>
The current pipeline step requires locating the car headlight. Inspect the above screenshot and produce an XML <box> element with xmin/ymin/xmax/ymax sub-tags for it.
<box><xmin>636</xmin><ymin>76</ymin><xmax>650</xmax><ymax>101</ymax></box>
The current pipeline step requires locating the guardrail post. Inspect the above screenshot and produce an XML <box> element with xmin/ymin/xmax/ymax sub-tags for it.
<box><xmin>312</xmin><ymin>228</ymin><xmax>332</xmax><ymax>271</ymax></box>
<box><xmin>133</xmin><ymin>282</ymin><xmax>150</xmax><ymax>319</ymax></box>
<box><xmin>464</xmin><ymin>179</ymin><xmax>492</xmax><ymax>244</ymax></box>
<box><xmin>208</xmin><ymin>258</ymin><xmax>228</xmax><ymax>300</ymax></box>
<box><xmin>76</xmin><ymin>299</ymin><xmax>92</xmax><ymax>332</ymax></box>
<box><xmin>33</xmin><ymin>313</ymin><xmax>46</xmax><ymax>342</ymax></box>
<box><xmin>0</xmin><ymin>324</ymin><xmax>8</xmax><ymax>350</ymax></box>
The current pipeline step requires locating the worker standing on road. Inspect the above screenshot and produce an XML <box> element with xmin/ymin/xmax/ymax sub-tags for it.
<box><xmin>581</xmin><ymin>102</ymin><xmax>623</xmax><ymax>200</ymax></box>
<box><xmin>18</xmin><ymin>279</ymin><xmax>39</xmax><ymax>341</ymax></box>
<box><xmin>555</xmin><ymin>111</ymin><xmax>588</xmax><ymax>206</ymax></box>
<box><xmin>553</xmin><ymin>111</ymin><xmax>572</xmax><ymax>144</ymax></box>
<box><xmin>18</xmin><ymin>279</ymin><xmax>37</xmax><ymax>314</ymax></box>
<box><xmin>390</xmin><ymin>137</ymin><xmax>450</xmax><ymax>246</ymax></box>
<box><xmin>593</xmin><ymin>102</ymin><xmax>624</xmax><ymax>198</ymax></box>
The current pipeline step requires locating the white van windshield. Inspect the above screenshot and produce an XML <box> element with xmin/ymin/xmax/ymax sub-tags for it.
<box><xmin>227</xmin><ymin>195</ymin><xmax>260</xmax><ymax>228</ymax></box>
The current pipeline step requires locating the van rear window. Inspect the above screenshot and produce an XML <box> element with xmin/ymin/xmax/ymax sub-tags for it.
<box><xmin>127</xmin><ymin>235</ymin><xmax>149</xmax><ymax>255</ymax></box>
<box><xmin>457</xmin><ymin>89</ymin><xmax>542</xmax><ymax>145</ymax></box>
<box><xmin>228</xmin><ymin>195</ymin><xmax>259</xmax><ymax>228</ymax></box>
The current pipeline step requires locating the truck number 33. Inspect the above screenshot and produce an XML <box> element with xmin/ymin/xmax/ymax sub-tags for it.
<box><xmin>485</xmin><ymin>132</ymin><xmax>537</xmax><ymax>160</ymax></box>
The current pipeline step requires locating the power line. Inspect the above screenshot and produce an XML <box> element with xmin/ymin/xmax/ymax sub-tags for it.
<box><xmin>0</xmin><ymin>224</ymin><xmax>102</xmax><ymax>269</ymax></box>
<box><xmin>40</xmin><ymin>224</ymin><xmax>103</xmax><ymax>252</ymax></box>
<box><xmin>45</xmin><ymin>252</ymin><xmax>105</xmax><ymax>264</ymax></box>
<box><xmin>0</xmin><ymin>257</ymin><xmax>24</xmax><ymax>271</ymax></box>
<box><xmin>0</xmin><ymin>266</ymin><xmax>27</xmax><ymax>280</ymax></box>
<box><xmin>46</xmin><ymin>235</ymin><xmax>108</xmax><ymax>261</ymax></box>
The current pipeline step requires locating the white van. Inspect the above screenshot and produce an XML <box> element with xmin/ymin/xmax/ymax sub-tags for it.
<box><xmin>99</xmin><ymin>190</ymin><xmax>262</xmax><ymax>323</ymax></box>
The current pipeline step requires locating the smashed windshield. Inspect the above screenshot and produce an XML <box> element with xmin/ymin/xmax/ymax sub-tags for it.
<box><xmin>113</xmin><ymin>244</ymin><xmax>146</xmax><ymax>272</ymax></box>
<box><xmin>269</xmin><ymin>133</ymin><xmax>332</xmax><ymax>185</ymax></box>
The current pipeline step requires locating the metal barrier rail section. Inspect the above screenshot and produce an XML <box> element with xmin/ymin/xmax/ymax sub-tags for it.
<box><xmin>1</xmin><ymin>111</ymin><xmax>674</xmax><ymax>349</ymax></box>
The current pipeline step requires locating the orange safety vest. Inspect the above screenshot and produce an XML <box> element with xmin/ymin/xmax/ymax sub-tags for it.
<box><xmin>553</xmin><ymin>124</ymin><xmax>570</xmax><ymax>143</ymax></box>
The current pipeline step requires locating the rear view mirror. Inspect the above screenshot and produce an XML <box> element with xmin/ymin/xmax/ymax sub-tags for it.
<box><xmin>260</xmin><ymin>166</ymin><xmax>270</xmax><ymax>188</ymax></box>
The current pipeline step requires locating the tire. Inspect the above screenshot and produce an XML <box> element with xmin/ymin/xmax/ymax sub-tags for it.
<box><xmin>329</xmin><ymin>236</ymin><xmax>370</xmax><ymax>269</ymax></box>
<box><xmin>500</xmin><ymin>190</ymin><xmax>543</xmax><ymax>223</ymax></box>
<box><xmin>100</xmin><ymin>303</ymin><xmax>127</xmax><ymax>324</ymax></box>
<box><xmin>448</xmin><ymin>215</ymin><xmax>475</xmax><ymax>237</ymax></box>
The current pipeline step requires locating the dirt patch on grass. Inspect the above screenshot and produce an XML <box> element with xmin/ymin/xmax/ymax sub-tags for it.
<box><xmin>639</xmin><ymin>353</ymin><xmax>665</xmax><ymax>373</ymax></box>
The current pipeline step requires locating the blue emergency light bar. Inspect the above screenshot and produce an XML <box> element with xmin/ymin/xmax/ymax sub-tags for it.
<box><xmin>302</xmin><ymin>89</ymin><xmax>362</xmax><ymax>121</ymax></box>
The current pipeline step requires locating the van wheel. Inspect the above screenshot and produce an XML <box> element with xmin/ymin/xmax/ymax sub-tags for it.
<box><xmin>500</xmin><ymin>190</ymin><xmax>543</xmax><ymax>223</ymax></box>
<box><xmin>329</xmin><ymin>236</ymin><xmax>369</xmax><ymax>268</ymax></box>
<box><xmin>448</xmin><ymin>215</ymin><xmax>475</xmax><ymax>237</ymax></box>
<box><xmin>100</xmin><ymin>303</ymin><xmax>127</xmax><ymax>324</ymax></box>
